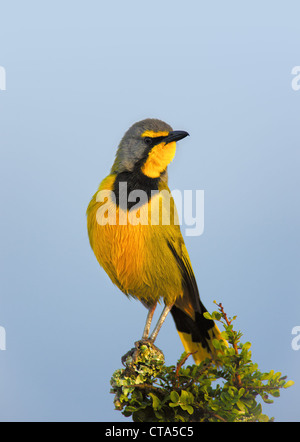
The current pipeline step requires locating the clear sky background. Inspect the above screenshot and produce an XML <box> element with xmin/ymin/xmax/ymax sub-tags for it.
<box><xmin>0</xmin><ymin>1</ymin><xmax>299</xmax><ymax>422</ymax></box>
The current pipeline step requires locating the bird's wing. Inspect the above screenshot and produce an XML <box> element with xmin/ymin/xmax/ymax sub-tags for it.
<box><xmin>167</xmin><ymin>235</ymin><xmax>202</xmax><ymax>318</ymax></box>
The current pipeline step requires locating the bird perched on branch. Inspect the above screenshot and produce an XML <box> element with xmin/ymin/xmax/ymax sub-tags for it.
<box><xmin>87</xmin><ymin>118</ymin><xmax>224</xmax><ymax>364</ymax></box>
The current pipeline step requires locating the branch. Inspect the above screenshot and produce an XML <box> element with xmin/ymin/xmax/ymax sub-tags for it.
<box><xmin>216</xmin><ymin>302</ymin><xmax>242</xmax><ymax>388</ymax></box>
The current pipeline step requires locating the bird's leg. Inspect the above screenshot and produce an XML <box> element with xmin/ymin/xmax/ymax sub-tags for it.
<box><xmin>149</xmin><ymin>303</ymin><xmax>174</xmax><ymax>342</ymax></box>
<box><xmin>142</xmin><ymin>302</ymin><xmax>157</xmax><ymax>339</ymax></box>
<box><xmin>124</xmin><ymin>302</ymin><xmax>170</xmax><ymax>366</ymax></box>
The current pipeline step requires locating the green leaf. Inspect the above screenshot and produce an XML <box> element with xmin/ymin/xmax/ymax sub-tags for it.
<box><xmin>186</xmin><ymin>405</ymin><xmax>194</xmax><ymax>415</ymax></box>
<box><xmin>238</xmin><ymin>388</ymin><xmax>245</xmax><ymax>398</ymax></box>
<box><xmin>124</xmin><ymin>405</ymin><xmax>138</xmax><ymax>413</ymax></box>
<box><xmin>262</xmin><ymin>395</ymin><xmax>274</xmax><ymax>404</ymax></box>
<box><xmin>221</xmin><ymin>331</ymin><xmax>229</xmax><ymax>340</ymax></box>
<box><xmin>203</xmin><ymin>312</ymin><xmax>212</xmax><ymax>320</ymax></box>
<box><xmin>180</xmin><ymin>390</ymin><xmax>194</xmax><ymax>405</ymax></box>
<box><xmin>170</xmin><ymin>391</ymin><xmax>180</xmax><ymax>403</ymax></box>
<box><xmin>269</xmin><ymin>389</ymin><xmax>280</xmax><ymax>398</ymax></box>
<box><xmin>283</xmin><ymin>380</ymin><xmax>294</xmax><ymax>389</ymax></box>
<box><xmin>154</xmin><ymin>410</ymin><xmax>164</xmax><ymax>420</ymax></box>
<box><xmin>228</xmin><ymin>386</ymin><xmax>237</xmax><ymax>397</ymax></box>
<box><xmin>212</xmin><ymin>339</ymin><xmax>221</xmax><ymax>350</ymax></box>
<box><xmin>149</xmin><ymin>393</ymin><xmax>161</xmax><ymax>410</ymax></box>
<box><xmin>169</xmin><ymin>402</ymin><xmax>178</xmax><ymax>408</ymax></box>
<box><xmin>258</xmin><ymin>414</ymin><xmax>270</xmax><ymax>422</ymax></box>
<box><xmin>236</xmin><ymin>400</ymin><xmax>246</xmax><ymax>412</ymax></box>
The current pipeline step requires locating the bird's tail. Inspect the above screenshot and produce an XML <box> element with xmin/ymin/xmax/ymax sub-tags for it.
<box><xmin>171</xmin><ymin>299</ymin><xmax>226</xmax><ymax>364</ymax></box>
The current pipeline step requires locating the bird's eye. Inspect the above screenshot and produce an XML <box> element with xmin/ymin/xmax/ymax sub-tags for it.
<box><xmin>144</xmin><ymin>137</ymin><xmax>152</xmax><ymax>146</ymax></box>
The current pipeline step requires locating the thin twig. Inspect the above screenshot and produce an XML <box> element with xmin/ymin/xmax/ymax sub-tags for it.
<box><xmin>175</xmin><ymin>352</ymin><xmax>196</xmax><ymax>379</ymax></box>
<box><xmin>129</xmin><ymin>383</ymin><xmax>165</xmax><ymax>394</ymax></box>
<box><xmin>211</xmin><ymin>412</ymin><xmax>227</xmax><ymax>422</ymax></box>
<box><xmin>216</xmin><ymin>302</ymin><xmax>242</xmax><ymax>388</ymax></box>
<box><xmin>184</xmin><ymin>361</ymin><xmax>213</xmax><ymax>389</ymax></box>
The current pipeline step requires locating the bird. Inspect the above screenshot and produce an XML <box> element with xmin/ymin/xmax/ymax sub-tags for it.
<box><xmin>87</xmin><ymin>118</ymin><xmax>224</xmax><ymax>364</ymax></box>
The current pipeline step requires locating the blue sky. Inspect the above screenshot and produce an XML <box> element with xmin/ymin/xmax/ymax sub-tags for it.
<box><xmin>0</xmin><ymin>1</ymin><xmax>299</xmax><ymax>422</ymax></box>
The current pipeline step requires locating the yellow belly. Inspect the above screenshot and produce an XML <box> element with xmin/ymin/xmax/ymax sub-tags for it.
<box><xmin>87</xmin><ymin>175</ymin><xmax>183</xmax><ymax>306</ymax></box>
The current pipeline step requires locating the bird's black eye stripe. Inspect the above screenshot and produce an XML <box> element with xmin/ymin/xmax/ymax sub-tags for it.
<box><xmin>143</xmin><ymin>135</ymin><xmax>167</xmax><ymax>147</ymax></box>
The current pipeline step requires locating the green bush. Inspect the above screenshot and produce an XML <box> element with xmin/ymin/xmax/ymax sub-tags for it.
<box><xmin>110</xmin><ymin>302</ymin><xmax>294</xmax><ymax>422</ymax></box>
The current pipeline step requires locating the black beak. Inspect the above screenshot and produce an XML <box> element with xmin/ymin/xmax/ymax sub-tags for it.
<box><xmin>164</xmin><ymin>130</ymin><xmax>189</xmax><ymax>144</ymax></box>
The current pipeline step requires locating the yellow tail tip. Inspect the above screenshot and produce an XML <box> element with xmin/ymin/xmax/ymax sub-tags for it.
<box><xmin>178</xmin><ymin>324</ymin><xmax>227</xmax><ymax>365</ymax></box>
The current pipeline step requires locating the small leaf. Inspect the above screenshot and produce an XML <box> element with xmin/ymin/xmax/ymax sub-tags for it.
<box><xmin>124</xmin><ymin>405</ymin><xmax>137</xmax><ymax>413</ymax></box>
<box><xmin>242</xmin><ymin>342</ymin><xmax>251</xmax><ymax>351</ymax></box>
<box><xmin>269</xmin><ymin>389</ymin><xmax>280</xmax><ymax>397</ymax></box>
<box><xmin>283</xmin><ymin>380</ymin><xmax>294</xmax><ymax>389</ymax></box>
<box><xmin>212</xmin><ymin>339</ymin><xmax>221</xmax><ymax>349</ymax></box>
<box><xmin>203</xmin><ymin>312</ymin><xmax>212</xmax><ymax>320</ymax></box>
<box><xmin>258</xmin><ymin>414</ymin><xmax>270</xmax><ymax>422</ymax></box>
<box><xmin>186</xmin><ymin>405</ymin><xmax>194</xmax><ymax>415</ymax></box>
<box><xmin>238</xmin><ymin>388</ymin><xmax>245</xmax><ymax>398</ymax></box>
<box><xmin>149</xmin><ymin>393</ymin><xmax>161</xmax><ymax>410</ymax></box>
<box><xmin>221</xmin><ymin>331</ymin><xmax>229</xmax><ymax>340</ymax></box>
<box><xmin>262</xmin><ymin>395</ymin><xmax>274</xmax><ymax>404</ymax></box>
<box><xmin>180</xmin><ymin>390</ymin><xmax>192</xmax><ymax>404</ymax></box>
<box><xmin>154</xmin><ymin>410</ymin><xmax>164</xmax><ymax>420</ymax></box>
<box><xmin>236</xmin><ymin>400</ymin><xmax>246</xmax><ymax>412</ymax></box>
<box><xmin>170</xmin><ymin>391</ymin><xmax>180</xmax><ymax>403</ymax></box>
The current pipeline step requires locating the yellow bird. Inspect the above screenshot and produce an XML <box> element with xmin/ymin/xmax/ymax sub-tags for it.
<box><xmin>87</xmin><ymin>118</ymin><xmax>223</xmax><ymax>364</ymax></box>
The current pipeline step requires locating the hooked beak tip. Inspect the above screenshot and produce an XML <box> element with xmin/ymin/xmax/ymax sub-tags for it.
<box><xmin>165</xmin><ymin>130</ymin><xmax>189</xmax><ymax>143</ymax></box>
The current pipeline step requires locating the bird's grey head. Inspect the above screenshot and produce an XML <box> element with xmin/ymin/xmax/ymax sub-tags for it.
<box><xmin>111</xmin><ymin>118</ymin><xmax>189</xmax><ymax>179</ymax></box>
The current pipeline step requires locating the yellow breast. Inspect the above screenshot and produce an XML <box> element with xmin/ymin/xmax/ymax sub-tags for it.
<box><xmin>87</xmin><ymin>174</ymin><xmax>183</xmax><ymax>305</ymax></box>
